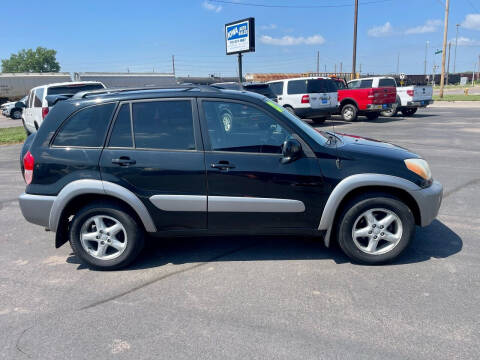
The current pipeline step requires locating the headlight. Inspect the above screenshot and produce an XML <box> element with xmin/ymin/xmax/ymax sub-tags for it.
<box><xmin>404</xmin><ymin>158</ymin><xmax>432</xmax><ymax>181</ymax></box>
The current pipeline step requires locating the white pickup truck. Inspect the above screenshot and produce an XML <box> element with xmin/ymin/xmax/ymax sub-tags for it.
<box><xmin>378</xmin><ymin>77</ymin><xmax>433</xmax><ymax>117</ymax></box>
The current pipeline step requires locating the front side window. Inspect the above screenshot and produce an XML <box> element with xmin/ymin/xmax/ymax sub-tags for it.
<box><xmin>203</xmin><ymin>100</ymin><xmax>291</xmax><ymax>154</ymax></box>
<box><xmin>53</xmin><ymin>103</ymin><xmax>115</xmax><ymax>147</ymax></box>
<box><xmin>132</xmin><ymin>100</ymin><xmax>195</xmax><ymax>150</ymax></box>
<box><xmin>348</xmin><ymin>80</ymin><xmax>360</xmax><ymax>89</ymax></box>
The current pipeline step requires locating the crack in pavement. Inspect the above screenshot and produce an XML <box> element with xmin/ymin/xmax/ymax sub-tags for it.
<box><xmin>15</xmin><ymin>325</ymin><xmax>34</xmax><ymax>358</ymax></box>
<box><xmin>443</xmin><ymin>178</ymin><xmax>480</xmax><ymax>199</ymax></box>
<box><xmin>79</xmin><ymin>241</ymin><xmax>259</xmax><ymax>311</ymax></box>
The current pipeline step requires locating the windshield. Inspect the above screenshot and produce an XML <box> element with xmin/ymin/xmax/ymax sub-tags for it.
<box><xmin>263</xmin><ymin>98</ymin><xmax>328</xmax><ymax>145</ymax></box>
<box><xmin>245</xmin><ymin>84</ymin><xmax>276</xmax><ymax>98</ymax></box>
<box><xmin>47</xmin><ymin>84</ymin><xmax>104</xmax><ymax>95</ymax></box>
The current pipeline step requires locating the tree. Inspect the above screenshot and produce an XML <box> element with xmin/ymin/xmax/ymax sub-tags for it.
<box><xmin>1</xmin><ymin>47</ymin><xmax>60</xmax><ymax>73</ymax></box>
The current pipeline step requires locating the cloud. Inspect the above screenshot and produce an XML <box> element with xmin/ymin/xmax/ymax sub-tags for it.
<box><xmin>451</xmin><ymin>36</ymin><xmax>480</xmax><ymax>46</ymax></box>
<box><xmin>405</xmin><ymin>19</ymin><xmax>442</xmax><ymax>34</ymax></box>
<box><xmin>202</xmin><ymin>1</ymin><xmax>222</xmax><ymax>12</ymax></box>
<box><xmin>461</xmin><ymin>14</ymin><xmax>480</xmax><ymax>30</ymax></box>
<box><xmin>260</xmin><ymin>24</ymin><xmax>277</xmax><ymax>30</ymax></box>
<box><xmin>260</xmin><ymin>34</ymin><xmax>325</xmax><ymax>46</ymax></box>
<box><xmin>367</xmin><ymin>22</ymin><xmax>393</xmax><ymax>37</ymax></box>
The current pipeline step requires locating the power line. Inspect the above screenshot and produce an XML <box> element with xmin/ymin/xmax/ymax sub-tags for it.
<box><xmin>209</xmin><ymin>0</ymin><xmax>394</xmax><ymax>8</ymax></box>
<box><xmin>466</xmin><ymin>0</ymin><xmax>479</xmax><ymax>12</ymax></box>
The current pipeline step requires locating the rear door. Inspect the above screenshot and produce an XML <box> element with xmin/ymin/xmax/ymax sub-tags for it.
<box><xmin>100</xmin><ymin>98</ymin><xmax>207</xmax><ymax>231</ymax></box>
<box><xmin>376</xmin><ymin>78</ymin><xmax>397</xmax><ymax>105</ymax></box>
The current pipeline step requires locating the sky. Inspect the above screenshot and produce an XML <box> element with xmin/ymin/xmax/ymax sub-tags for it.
<box><xmin>1</xmin><ymin>0</ymin><xmax>479</xmax><ymax>77</ymax></box>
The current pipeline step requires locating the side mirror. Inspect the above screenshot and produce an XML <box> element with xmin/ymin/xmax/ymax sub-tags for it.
<box><xmin>281</xmin><ymin>138</ymin><xmax>302</xmax><ymax>164</ymax></box>
<box><xmin>15</xmin><ymin>101</ymin><xmax>26</xmax><ymax>108</ymax></box>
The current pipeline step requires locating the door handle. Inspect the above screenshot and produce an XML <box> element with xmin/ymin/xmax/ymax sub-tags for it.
<box><xmin>112</xmin><ymin>157</ymin><xmax>136</xmax><ymax>166</ymax></box>
<box><xmin>211</xmin><ymin>161</ymin><xmax>235</xmax><ymax>170</ymax></box>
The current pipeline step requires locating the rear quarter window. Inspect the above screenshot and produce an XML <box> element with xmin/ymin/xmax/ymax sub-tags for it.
<box><xmin>53</xmin><ymin>103</ymin><xmax>116</xmax><ymax>147</ymax></box>
<box><xmin>359</xmin><ymin>79</ymin><xmax>373</xmax><ymax>88</ymax></box>
<box><xmin>379</xmin><ymin>78</ymin><xmax>397</xmax><ymax>87</ymax></box>
<box><xmin>269</xmin><ymin>82</ymin><xmax>284</xmax><ymax>95</ymax></box>
<box><xmin>287</xmin><ymin>80</ymin><xmax>307</xmax><ymax>95</ymax></box>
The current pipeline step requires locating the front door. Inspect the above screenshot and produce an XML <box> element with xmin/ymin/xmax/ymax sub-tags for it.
<box><xmin>100</xmin><ymin>98</ymin><xmax>207</xmax><ymax>231</ymax></box>
<box><xmin>198</xmin><ymin>98</ymin><xmax>327</xmax><ymax>231</ymax></box>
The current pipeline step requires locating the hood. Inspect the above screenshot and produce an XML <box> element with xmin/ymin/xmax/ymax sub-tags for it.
<box><xmin>334</xmin><ymin>132</ymin><xmax>419</xmax><ymax>160</ymax></box>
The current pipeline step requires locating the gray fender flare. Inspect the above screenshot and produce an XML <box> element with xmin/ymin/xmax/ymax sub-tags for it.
<box><xmin>49</xmin><ymin>179</ymin><xmax>156</xmax><ymax>232</ymax></box>
<box><xmin>319</xmin><ymin>173</ymin><xmax>420</xmax><ymax>247</ymax></box>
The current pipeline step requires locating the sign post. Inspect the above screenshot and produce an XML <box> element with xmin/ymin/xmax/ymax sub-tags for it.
<box><xmin>225</xmin><ymin>18</ymin><xmax>255</xmax><ymax>83</ymax></box>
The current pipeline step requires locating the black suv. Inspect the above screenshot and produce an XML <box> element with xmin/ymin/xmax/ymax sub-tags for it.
<box><xmin>19</xmin><ymin>86</ymin><xmax>443</xmax><ymax>270</ymax></box>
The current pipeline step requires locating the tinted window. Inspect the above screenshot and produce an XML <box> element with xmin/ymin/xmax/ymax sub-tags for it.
<box><xmin>333</xmin><ymin>80</ymin><xmax>347</xmax><ymax>89</ymax></box>
<box><xmin>379</xmin><ymin>78</ymin><xmax>397</xmax><ymax>87</ymax></box>
<box><xmin>307</xmin><ymin>79</ymin><xmax>337</xmax><ymax>93</ymax></box>
<box><xmin>132</xmin><ymin>100</ymin><xmax>195</xmax><ymax>150</ymax></box>
<box><xmin>109</xmin><ymin>104</ymin><xmax>133</xmax><ymax>148</ymax></box>
<box><xmin>269</xmin><ymin>82</ymin><xmax>284</xmax><ymax>95</ymax></box>
<box><xmin>348</xmin><ymin>80</ymin><xmax>360</xmax><ymax>89</ymax></box>
<box><xmin>287</xmin><ymin>80</ymin><xmax>307</xmax><ymax>94</ymax></box>
<box><xmin>359</xmin><ymin>79</ymin><xmax>373</xmax><ymax>88</ymax></box>
<box><xmin>34</xmin><ymin>88</ymin><xmax>44</xmax><ymax>107</ymax></box>
<box><xmin>47</xmin><ymin>84</ymin><xmax>104</xmax><ymax>95</ymax></box>
<box><xmin>53</xmin><ymin>103</ymin><xmax>115</xmax><ymax>147</ymax></box>
<box><xmin>203</xmin><ymin>100</ymin><xmax>290</xmax><ymax>154</ymax></box>
<box><xmin>244</xmin><ymin>84</ymin><xmax>276</xmax><ymax>99</ymax></box>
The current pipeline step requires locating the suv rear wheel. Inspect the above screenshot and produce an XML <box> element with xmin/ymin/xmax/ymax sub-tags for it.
<box><xmin>69</xmin><ymin>201</ymin><xmax>144</xmax><ymax>270</ymax></box>
<box><xmin>336</xmin><ymin>193</ymin><xmax>414</xmax><ymax>264</ymax></box>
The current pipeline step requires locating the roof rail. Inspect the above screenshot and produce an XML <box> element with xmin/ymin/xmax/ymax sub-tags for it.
<box><xmin>72</xmin><ymin>85</ymin><xmax>221</xmax><ymax>99</ymax></box>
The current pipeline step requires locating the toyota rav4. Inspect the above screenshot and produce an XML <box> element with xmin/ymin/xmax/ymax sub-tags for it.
<box><xmin>18</xmin><ymin>86</ymin><xmax>443</xmax><ymax>269</ymax></box>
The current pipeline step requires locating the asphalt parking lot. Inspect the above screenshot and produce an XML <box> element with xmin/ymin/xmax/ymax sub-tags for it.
<box><xmin>1</xmin><ymin>106</ymin><xmax>479</xmax><ymax>359</ymax></box>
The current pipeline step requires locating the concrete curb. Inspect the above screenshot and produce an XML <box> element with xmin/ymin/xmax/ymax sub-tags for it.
<box><xmin>429</xmin><ymin>101</ymin><xmax>480</xmax><ymax>108</ymax></box>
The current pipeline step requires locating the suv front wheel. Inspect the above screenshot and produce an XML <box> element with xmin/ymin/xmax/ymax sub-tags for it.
<box><xmin>337</xmin><ymin>193</ymin><xmax>414</xmax><ymax>264</ymax></box>
<box><xmin>69</xmin><ymin>201</ymin><xmax>144</xmax><ymax>270</ymax></box>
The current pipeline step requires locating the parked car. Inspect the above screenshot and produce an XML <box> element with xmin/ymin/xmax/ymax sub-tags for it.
<box><xmin>378</xmin><ymin>77</ymin><xmax>434</xmax><ymax>117</ymax></box>
<box><xmin>19</xmin><ymin>81</ymin><xmax>105</xmax><ymax>135</ymax></box>
<box><xmin>18</xmin><ymin>86</ymin><xmax>443</xmax><ymax>270</ymax></box>
<box><xmin>1</xmin><ymin>96</ymin><xmax>27</xmax><ymax>119</ymax></box>
<box><xmin>267</xmin><ymin>77</ymin><xmax>338</xmax><ymax>124</ymax></box>
<box><xmin>332</xmin><ymin>78</ymin><xmax>396</xmax><ymax>121</ymax></box>
<box><xmin>211</xmin><ymin>82</ymin><xmax>277</xmax><ymax>100</ymax></box>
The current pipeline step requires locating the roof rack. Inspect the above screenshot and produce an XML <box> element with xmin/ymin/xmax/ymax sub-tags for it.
<box><xmin>72</xmin><ymin>85</ymin><xmax>222</xmax><ymax>99</ymax></box>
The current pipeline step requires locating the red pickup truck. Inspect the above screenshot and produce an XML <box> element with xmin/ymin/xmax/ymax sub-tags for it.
<box><xmin>332</xmin><ymin>77</ymin><xmax>397</xmax><ymax>121</ymax></box>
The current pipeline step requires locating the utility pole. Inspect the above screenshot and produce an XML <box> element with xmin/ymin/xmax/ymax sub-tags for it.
<box><xmin>396</xmin><ymin>53</ymin><xmax>400</xmax><ymax>74</ymax></box>
<box><xmin>352</xmin><ymin>0</ymin><xmax>358</xmax><ymax>78</ymax></box>
<box><xmin>359</xmin><ymin>63</ymin><xmax>362</xmax><ymax>74</ymax></box>
<box><xmin>424</xmin><ymin>41</ymin><xmax>429</xmax><ymax>75</ymax></box>
<box><xmin>172</xmin><ymin>55</ymin><xmax>176</xmax><ymax>76</ymax></box>
<box><xmin>446</xmin><ymin>42</ymin><xmax>451</xmax><ymax>85</ymax></box>
<box><xmin>439</xmin><ymin>0</ymin><xmax>450</xmax><ymax>98</ymax></box>
<box><xmin>478</xmin><ymin>55</ymin><xmax>480</xmax><ymax>85</ymax></box>
<box><xmin>454</xmin><ymin>24</ymin><xmax>459</xmax><ymax>73</ymax></box>
<box><xmin>324</xmin><ymin>64</ymin><xmax>327</xmax><ymax>73</ymax></box>
<box><xmin>316</xmin><ymin>51</ymin><xmax>320</xmax><ymax>73</ymax></box>
<box><xmin>340</xmin><ymin>62</ymin><xmax>343</xmax><ymax>73</ymax></box>
<box><xmin>334</xmin><ymin>63</ymin><xmax>337</xmax><ymax>73</ymax></box>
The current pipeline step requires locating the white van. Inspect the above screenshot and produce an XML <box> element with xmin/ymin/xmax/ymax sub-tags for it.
<box><xmin>267</xmin><ymin>77</ymin><xmax>338</xmax><ymax>123</ymax></box>
<box><xmin>22</xmin><ymin>81</ymin><xmax>105</xmax><ymax>134</ymax></box>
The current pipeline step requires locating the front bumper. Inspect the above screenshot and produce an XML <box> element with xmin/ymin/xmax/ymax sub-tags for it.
<box><xmin>409</xmin><ymin>180</ymin><xmax>443</xmax><ymax>227</ymax></box>
<box><xmin>19</xmin><ymin>193</ymin><xmax>56</xmax><ymax>229</ymax></box>
<box><xmin>406</xmin><ymin>100</ymin><xmax>434</xmax><ymax>107</ymax></box>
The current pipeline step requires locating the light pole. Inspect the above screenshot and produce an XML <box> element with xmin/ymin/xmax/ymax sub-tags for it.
<box><xmin>454</xmin><ymin>24</ymin><xmax>459</xmax><ymax>74</ymax></box>
<box><xmin>439</xmin><ymin>0</ymin><xmax>450</xmax><ymax>98</ymax></box>
<box><xmin>424</xmin><ymin>41</ymin><xmax>429</xmax><ymax>76</ymax></box>
<box><xmin>352</xmin><ymin>0</ymin><xmax>358</xmax><ymax>78</ymax></box>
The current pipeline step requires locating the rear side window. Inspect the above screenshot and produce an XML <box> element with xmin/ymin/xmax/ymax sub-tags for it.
<box><xmin>53</xmin><ymin>103</ymin><xmax>116</xmax><ymax>147</ymax></box>
<box><xmin>307</xmin><ymin>79</ymin><xmax>337</xmax><ymax>93</ymax></box>
<box><xmin>109</xmin><ymin>104</ymin><xmax>133</xmax><ymax>148</ymax></box>
<box><xmin>34</xmin><ymin>88</ymin><xmax>44</xmax><ymax>107</ymax></box>
<box><xmin>287</xmin><ymin>80</ymin><xmax>307</xmax><ymax>94</ymax></box>
<box><xmin>132</xmin><ymin>100</ymin><xmax>195</xmax><ymax>150</ymax></box>
<box><xmin>269</xmin><ymin>82</ymin><xmax>284</xmax><ymax>95</ymax></box>
<box><xmin>359</xmin><ymin>79</ymin><xmax>373</xmax><ymax>88</ymax></box>
<box><xmin>379</xmin><ymin>78</ymin><xmax>396</xmax><ymax>87</ymax></box>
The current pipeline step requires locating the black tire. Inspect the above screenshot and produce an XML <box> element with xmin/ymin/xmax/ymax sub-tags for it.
<box><xmin>10</xmin><ymin>108</ymin><xmax>22</xmax><ymax>119</ymax></box>
<box><xmin>401</xmin><ymin>108</ymin><xmax>417</xmax><ymax>117</ymax></box>
<box><xmin>22</xmin><ymin>120</ymin><xmax>31</xmax><ymax>136</ymax></box>
<box><xmin>365</xmin><ymin>112</ymin><xmax>380</xmax><ymax>120</ymax></box>
<box><xmin>336</xmin><ymin>192</ymin><xmax>415</xmax><ymax>265</ymax></box>
<box><xmin>341</xmin><ymin>104</ymin><xmax>357</xmax><ymax>121</ymax></box>
<box><xmin>381</xmin><ymin>97</ymin><xmax>400</xmax><ymax>117</ymax></box>
<box><xmin>69</xmin><ymin>201</ymin><xmax>145</xmax><ymax>270</ymax></box>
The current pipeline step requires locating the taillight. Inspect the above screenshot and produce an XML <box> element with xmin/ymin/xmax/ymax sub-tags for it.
<box><xmin>407</xmin><ymin>89</ymin><xmax>414</xmax><ymax>97</ymax></box>
<box><xmin>42</xmin><ymin>107</ymin><xmax>49</xmax><ymax>119</ymax></box>
<box><xmin>23</xmin><ymin>151</ymin><xmax>34</xmax><ymax>185</ymax></box>
<box><xmin>301</xmin><ymin>95</ymin><xmax>310</xmax><ymax>104</ymax></box>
